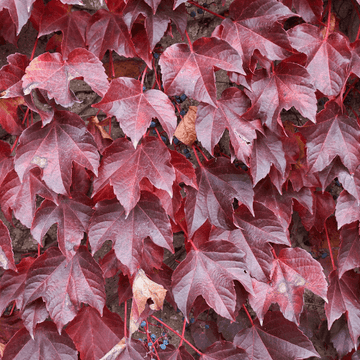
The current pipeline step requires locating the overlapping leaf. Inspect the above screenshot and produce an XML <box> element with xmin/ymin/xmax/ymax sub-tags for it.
<box><xmin>159</xmin><ymin>37</ymin><xmax>245</xmax><ymax>107</ymax></box>
<box><xmin>94</xmin><ymin>77</ymin><xmax>177</xmax><ymax>147</ymax></box>
<box><xmin>184</xmin><ymin>157</ymin><xmax>254</xmax><ymax>237</ymax></box>
<box><xmin>172</xmin><ymin>239</ymin><xmax>253</xmax><ymax>321</ymax></box>
<box><xmin>22</xmin><ymin>48</ymin><xmax>109</xmax><ymax>107</ymax></box>
<box><xmin>249</xmin><ymin>247</ymin><xmax>328</xmax><ymax>325</ymax></box>
<box><xmin>23</xmin><ymin>246</ymin><xmax>106</xmax><ymax>332</ymax></box>
<box><xmin>281</xmin><ymin>0</ymin><xmax>323</xmax><ymax>23</ymax></box>
<box><xmin>288</xmin><ymin>23</ymin><xmax>352</xmax><ymax>96</ymax></box>
<box><xmin>196</xmin><ymin>87</ymin><xmax>262</xmax><ymax>165</ymax></box>
<box><xmin>93</xmin><ymin>136</ymin><xmax>175</xmax><ymax>216</ymax></box>
<box><xmin>0</xmin><ymin>219</ymin><xmax>16</xmax><ymax>271</ymax></box>
<box><xmin>14</xmin><ymin>110</ymin><xmax>99</xmax><ymax>195</ymax></box>
<box><xmin>89</xmin><ymin>193</ymin><xmax>173</xmax><ymax>276</ymax></box>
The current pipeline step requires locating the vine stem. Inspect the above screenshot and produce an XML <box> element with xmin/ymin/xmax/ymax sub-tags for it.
<box><xmin>194</xmin><ymin>143</ymin><xmax>208</xmax><ymax>160</ymax></box>
<box><xmin>109</xmin><ymin>50</ymin><xmax>115</xmax><ymax>78</ymax></box>
<box><xmin>192</xmin><ymin>144</ymin><xmax>203</xmax><ymax>167</ymax></box>
<box><xmin>30</xmin><ymin>37</ymin><xmax>39</xmax><ymax>61</ymax></box>
<box><xmin>150</xmin><ymin>315</ymin><xmax>204</xmax><ymax>356</ymax></box>
<box><xmin>324</xmin><ymin>0</ymin><xmax>332</xmax><ymax>41</ymax></box>
<box><xmin>242</xmin><ymin>304</ymin><xmax>254</xmax><ymax>326</ymax></box>
<box><xmin>141</xmin><ymin>67</ymin><xmax>147</xmax><ymax>90</ymax></box>
<box><xmin>124</xmin><ymin>300</ymin><xmax>127</xmax><ymax>338</ymax></box>
<box><xmin>10</xmin><ymin>136</ymin><xmax>19</xmax><ymax>153</ymax></box>
<box><xmin>324</xmin><ymin>222</ymin><xmax>336</xmax><ymax>271</ymax></box>
<box><xmin>187</xmin><ymin>1</ymin><xmax>225</xmax><ymax>20</ymax></box>
<box><xmin>179</xmin><ymin>317</ymin><xmax>187</xmax><ymax>347</ymax></box>
<box><xmin>185</xmin><ymin>30</ymin><xmax>193</xmax><ymax>52</ymax></box>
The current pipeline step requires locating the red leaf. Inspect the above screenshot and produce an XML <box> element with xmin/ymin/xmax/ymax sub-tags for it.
<box><xmin>0</xmin><ymin>9</ymin><xmax>18</xmax><ymax>46</ymax></box>
<box><xmin>0</xmin><ymin>97</ymin><xmax>25</xmax><ymax>135</ymax></box>
<box><xmin>14</xmin><ymin>110</ymin><xmax>99</xmax><ymax>195</ymax></box>
<box><xmin>249</xmin><ymin>128</ymin><xmax>287</xmax><ymax>186</ymax></box>
<box><xmin>0</xmin><ymin>219</ymin><xmax>16</xmax><ymax>271</ymax></box>
<box><xmin>299</xmin><ymin>101</ymin><xmax>360</xmax><ymax>174</ymax></box>
<box><xmin>0</xmin><ymin>0</ymin><xmax>36</xmax><ymax>35</ymax></box>
<box><xmin>0</xmin><ymin>257</ymin><xmax>36</xmax><ymax>316</ymax></box>
<box><xmin>338</xmin><ymin>223</ymin><xmax>360</xmax><ymax>278</ymax></box>
<box><xmin>201</xmin><ymin>340</ymin><xmax>248</xmax><ymax>360</ymax></box>
<box><xmin>22</xmin><ymin>48</ymin><xmax>109</xmax><ymax>107</ymax></box>
<box><xmin>190</xmin><ymin>320</ymin><xmax>221</xmax><ymax>352</ymax></box>
<box><xmin>159</xmin><ymin>344</ymin><xmax>195</xmax><ymax>359</ymax></box>
<box><xmin>89</xmin><ymin>194</ymin><xmax>173</xmax><ymax>276</ymax></box>
<box><xmin>169</xmin><ymin>149</ymin><xmax>197</xmax><ymax>189</ymax></box>
<box><xmin>94</xmin><ymin>77</ymin><xmax>177</xmax><ymax>147</ymax></box>
<box><xmin>2</xmin><ymin>321</ymin><xmax>77</xmax><ymax>360</ymax></box>
<box><xmin>325</xmin><ymin>270</ymin><xmax>360</xmax><ymax>347</ymax></box>
<box><xmin>0</xmin><ymin>168</ymin><xmax>58</xmax><ymax>228</ymax></box>
<box><xmin>243</xmin><ymin>62</ymin><xmax>316</xmax><ymax>132</ymax></box>
<box><xmin>21</xmin><ymin>299</ymin><xmax>49</xmax><ymax>339</ymax></box>
<box><xmin>233</xmin><ymin>310</ymin><xmax>320</xmax><ymax>360</ymax></box>
<box><xmin>93</xmin><ymin>136</ymin><xmax>175</xmax><ymax>216</ymax></box>
<box><xmin>23</xmin><ymin>246</ymin><xmax>106</xmax><ymax>332</ymax></box>
<box><xmin>0</xmin><ymin>53</ymin><xmax>29</xmax><ymax>98</ymax></box>
<box><xmin>66</xmin><ymin>306</ymin><xmax>124</xmax><ymax>360</ymax></box>
<box><xmin>86</xmin><ymin>8</ymin><xmax>137</xmax><ymax>60</ymax></box>
<box><xmin>159</xmin><ymin>37</ymin><xmax>245</xmax><ymax>107</ymax></box>
<box><xmin>212</xmin><ymin>0</ymin><xmax>293</xmax><ymax>72</ymax></box>
<box><xmin>294</xmin><ymin>190</ymin><xmax>335</xmax><ymax>232</ymax></box>
<box><xmin>288</xmin><ymin>23</ymin><xmax>351</xmax><ymax>96</ymax></box>
<box><xmin>184</xmin><ymin>157</ymin><xmax>254</xmax><ymax>237</ymax></box>
<box><xmin>335</xmin><ymin>191</ymin><xmax>360</xmax><ymax>229</ymax></box>
<box><xmin>281</xmin><ymin>0</ymin><xmax>323</xmax><ymax>23</ymax></box>
<box><xmin>31</xmin><ymin>194</ymin><xmax>93</xmax><ymax>259</ymax></box>
<box><xmin>196</xmin><ymin>87</ymin><xmax>262</xmax><ymax>165</ymax></box>
<box><xmin>0</xmin><ymin>141</ymin><xmax>13</xmax><ymax>188</ymax></box>
<box><xmin>0</xmin><ymin>312</ymin><xmax>24</xmax><ymax>345</ymax></box>
<box><xmin>172</xmin><ymin>240</ymin><xmax>253</xmax><ymax>321</ymax></box>
<box><xmin>38</xmin><ymin>0</ymin><xmax>91</xmax><ymax>59</ymax></box>
<box><xmin>249</xmin><ymin>247</ymin><xmax>328</xmax><ymax>325</ymax></box>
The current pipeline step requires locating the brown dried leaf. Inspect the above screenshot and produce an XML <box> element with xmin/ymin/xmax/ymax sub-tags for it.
<box><xmin>88</xmin><ymin>116</ymin><xmax>112</xmax><ymax>140</ymax></box>
<box><xmin>129</xmin><ymin>268</ymin><xmax>167</xmax><ymax>335</ymax></box>
<box><xmin>174</xmin><ymin>106</ymin><xmax>197</xmax><ymax>145</ymax></box>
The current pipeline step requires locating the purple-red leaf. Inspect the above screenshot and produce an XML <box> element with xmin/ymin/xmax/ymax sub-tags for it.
<box><xmin>22</xmin><ymin>48</ymin><xmax>109</xmax><ymax>107</ymax></box>
<box><xmin>0</xmin><ymin>219</ymin><xmax>16</xmax><ymax>271</ymax></box>
<box><xmin>14</xmin><ymin>110</ymin><xmax>99</xmax><ymax>195</ymax></box>
<box><xmin>2</xmin><ymin>321</ymin><xmax>77</xmax><ymax>360</ymax></box>
<box><xmin>200</xmin><ymin>340</ymin><xmax>248</xmax><ymax>360</ymax></box>
<box><xmin>23</xmin><ymin>246</ymin><xmax>106</xmax><ymax>332</ymax></box>
<box><xmin>94</xmin><ymin>77</ymin><xmax>177</xmax><ymax>147</ymax></box>
<box><xmin>93</xmin><ymin>136</ymin><xmax>175</xmax><ymax>216</ymax></box>
<box><xmin>159</xmin><ymin>37</ymin><xmax>245</xmax><ymax>107</ymax></box>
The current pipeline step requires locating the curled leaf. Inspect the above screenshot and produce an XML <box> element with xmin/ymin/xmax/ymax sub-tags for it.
<box><xmin>174</xmin><ymin>106</ymin><xmax>197</xmax><ymax>145</ymax></box>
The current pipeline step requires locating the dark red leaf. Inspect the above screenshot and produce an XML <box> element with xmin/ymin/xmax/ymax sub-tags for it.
<box><xmin>0</xmin><ymin>257</ymin><xmax>36</xmax><ymax>316</ymax></box>
<box><xmin>325</xmin><ymin>270</ymin><xmax>360</xmax><ymax>347</ymax></box>
<box><xmin>31</xmin><ymin>194</ymin><xmax>93</xmax><ymax>259</ymax></box>
<box><xmin>212</xmin><ymin>0</ymin><xmax>293</xmax><ymax>72</ymax></box>
<box><xmin>200</xmin><ymin>340</ymin><xmax>248</xmax><ymax>360</ymax></box>
<box><xmin>299</xmin><ymin>101</ymin><xmax>360</xmax><ymax>174</ymax></box>
<box><xmin>185</xmin><ymin>157</ymin><xmax>254</xmax><ymax>237</ymax></box>
<box><xmin>330</xmin><ymin>316</ymin><xmax>355</xmax><ymax>358</ymax></box>
<box><xmin>21</xmin><ymin>299</ymin><xmax>49</xmax><ymax>339</ymax></box>
<box><xmin>243</xmin><ymin>61</ymin><xmax>316</xmax><ymax>132</ymax></box>
<box><xmin>22</xmin><ymin>49</ymin><xmax>109</xmax><ymax>107</ymax></box>
<box><xmin>0</xmin><ymin>219</ymin><xmax>16</xmax><ymax>272</ymax></box>
<box><xmin>172</xmin><ymin>240</ymin><xmax>253</xmax><ymax>321</ymax></box>
<box><xmin>0</xmin><ymin>168</ymin><xmax>58</xmax><ymax>228</ymax></box>
<box><xmin>196</xmin><ymin>87</ymin><xmax>262</xmax><ymax>165</ymax></box>
<box><xmin>0</xmin><ymin>312</ymin><xmax>24</xmax><ymax>345</ymax></box>
<box><xmin>0</xmin><ymin>97</ymin><xmax>25</xmax><ymax>135</ymax></box>
<box><xmin>233</xmin><ymin>310</ymin><xmax>320</xmax><ymax>360</ymax></box>
<box><xmin>249</xmin><ymin>247</ymin><xmax>328</xmax><ymax>325</ymax></box>
<box><xmin>159</xmin><ymin>344</ymin><xmax>195</xmax><ymax>360</ymax></box>
<box><xmin>2</xmin><ymin>321</ymin><xmax>77</xmax><ymax>360</ymax></box>
<box><xmin>94</xmin><ymin>77</ymin><xmax>177</xmax><ymax>147</ymax></box>
<box><xmin>190</xmin><ymin>320</ymin><xmax>221</xmax><ymax>352</ymax></box>
<box><xmin>86</xmin><ymin>8</ymin><xmax>137</xmax><ymax>60</ymax></box>
<box><xmin>159</xmin><ymin>37</ymin><xmax>245</xmax><ymax>107</ymax></box>
<box><xmin>0</xmin><ymin>9</ymin><xmax>18</xmax><ymax>46</ymax></box>
<box><xmin>0</xmin><ymin>0</ymin><xmax>36</xmax><ymax>35</ymax></box>
<box><xmin>281</xmin><ymin>0</ymin><xmax>323</xmax><ymax>23</ymax></box>
<box><xmin>66</xmin><ymin>306</ymin><xmax>124</xmax><ymax>360</ymax></box>
<box><xmin>294</xmin><ymin>190</ymin><xmax>335</xmax><ymax>232</ymax></box>
<box><xmin>89</xmin><ymin>193</ymin><xmax>173</xmax><ymax>276</ymax></box>
<box><xmin>249</xmin><ymin>128</ymin><xmax>287</xmax><ymax>186</ymax></box>
<box><xmin>288</xmin><ymin>23</ymin><xmax>352</xmax><ymax>96</ymax></box>
<box><xmin>169</xmin><ymin>149</ymin><xmax>197</xmax><ymax>189</ymax></box>
<box><xmin>38</xmin><ymin>0</ymin><xmax>91</xmax><ymax>59</ymax></box>
<box><xmin>337</xmin><ymin>222</ymin><xmax>360</xmax><ymax>280</ymax></box>
<box><xmin>23</xmin><ymin>246</ymin><xmax>105</xmax><ymax>332</ymax></box>
<box><xmin>14</xmin><ymin>110</ymin><xmax>99</xmax><ymax>195</ymax></box>
<box><xmin>92</xmin><ymin>136</ymin><xmax>175</xmax><ymax>216</ymax></box>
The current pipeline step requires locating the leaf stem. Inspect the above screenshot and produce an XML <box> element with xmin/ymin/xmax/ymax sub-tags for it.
<box><xmin>194</xmin><ymin>143</ymin><xmax>209</xmax><ymax>160</ymax></box>
<box><xmin>324</xmin><ymin>0</ymin><xmax>332</xmax><ymax>41</ymax></box>
<box><xmin>109</xmin><ymin>50</ymin><xmax>115</xmax><ymax>78</ymax></box>
<box><xmin>192</xmin><ymin>144</ymin><xmax>203</xmax><ymax>167</ymax></box>
<box><xmin>141</xmin><ymin>67</ymin><xmax>147</xmax><ymax>91</ymax></box>
<box><xmin>324</xmin><ymin>221</ymin><xmax>336</xmax><ymax>271</ymax></box>
<box><xmin>150</xmin><ymin>315</ymin><xmax>204</xmax><ymax>356</ymax></box>
<box><xmin>30</xmin><ymin>37</ymin><xmax>39</xmax><ymax>61</ymax></box>
<box><xmin>185</xmin><ymin>30</ymin><xmax>193</xmax><ymax>52</ymax></box>
<box><xmin>187</xmin><ymin>1</ymin><xmax>225</xmax><ymax>20</ymax></box>
<box><xmin>10</xmin><ymin>136</ymin><xmax>19</xmax><ymax>153</ymax></box>
<box><xmin>179</xmin><ymin>317</ymin><xmax>187</xmax><ymax>346</ymax></box>
<box><xmin>124</xmin><ymin>300</ymin><xmax>127</xmax><ymax>337</ymax></box>
<box><xmin>242</xmin><ymin>304</ymin><xmax>254</xmax><ymax>326</ymax></box>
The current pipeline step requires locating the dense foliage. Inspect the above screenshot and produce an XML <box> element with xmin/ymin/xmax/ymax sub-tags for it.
<box><xmin>1</xmin><ymin>0</ymin><xmax>360</xmax><ymax>359</ymax></box>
